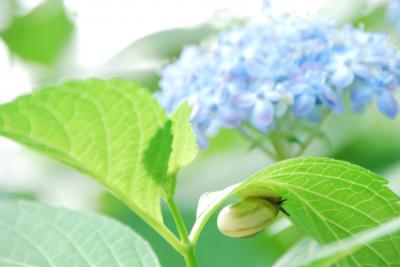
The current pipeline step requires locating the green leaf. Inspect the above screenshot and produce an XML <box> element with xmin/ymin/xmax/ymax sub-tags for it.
<box><xmin>273</xmin><ymin>216</ymin><xmax>400</xmax><ymax>267</ymax></box>
<box><xmin>1</xmin><ymin>0</ymin><xmax>74</xmax><ymax>65</ymax></box>
<box><xmin>166</xmin><ymin>102</ymin><xmax>198</xmax><ymax>197</ymax></box>
<box><xmin>0</xmin><ymin>200</ymin><xmax>160</xmax><ymax>267</ymax></box>
<box><xmin>191</xmin><ymin>157</ymin><xmax>400</xmax><ymax>266</ymax></box>
<box><xmin>0</xmin><ymin>79</ymin><xmax>178</xmax><ymax>228</ymax></box>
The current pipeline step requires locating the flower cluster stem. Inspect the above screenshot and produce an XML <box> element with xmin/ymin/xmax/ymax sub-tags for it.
<box><xmin>294</xmin><ymin>111</ymin><xmax>331</xmax><ymax>157</ymax></box>
<box><xmin>269</xmin><ymin>132</ymin><xmax>287</xmax><ymax>160</ymax></box>
<box><xmin>238</xmin><ymin>112</ymin><xmax>331</xmax><ymax>160</ymax></box>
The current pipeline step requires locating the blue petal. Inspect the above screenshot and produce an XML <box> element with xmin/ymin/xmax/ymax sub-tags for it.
<box><xmin>219</xmin><ymin>107</ymin><xmax>243</xmax><ymax>128</ymax></box>
<box><xmin>321</xmin><ymin>85</ymin><xmax>337</xmax><ymax>103</ymax></box>
<box><xmin>292</xmin><ymin>93</ymin><xmax>316</xmax><ymax>117</ymax></box>
<box><xmin>376</xmin><ymin>90</ymin><xmax>399</xmax><ymax>119</ymax></box>
<box><xmin>319</xmin><ymin>85</ymin><xmax>344</xmax><ymax>113</ymax></box>
<box><xmin>330</xmin><ymin>65</ymin><xmax>354</xmax><ymax>88</ymax></box>
<box><xmin>232</xmin><ymin>93</ymin><xmax>256</xmax><ymax>108</ymax></box>
<box><xmin>351</xmin><ymin>87</ymin><xmax>373</xmax><ymax>112</ymax></box>
<box><xmin>352</xmin><ymin>63</ymin><xmax>371</xmax><ymax>79</ymax></box>
<box><xmin>289</xmin><ymin>84</ymin><xmax>308</xmax><ymax>95</ymax></box>
<box><xmin>251</xmin><ymin>101</ymin><xmax>274</xmax><ymax>131</ymax></box>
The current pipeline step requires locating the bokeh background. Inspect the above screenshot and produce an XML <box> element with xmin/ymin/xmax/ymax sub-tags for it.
<box><xmin>1</xmin><ymin>0</ymin><xmax>399</xmax><ymax>266</ymax></box>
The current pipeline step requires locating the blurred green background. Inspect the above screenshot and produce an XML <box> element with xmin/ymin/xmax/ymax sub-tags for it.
<box><xmin>0</xmin><ymin>0</ymin><xmax>399</xmax><ymax>266</ymax></box>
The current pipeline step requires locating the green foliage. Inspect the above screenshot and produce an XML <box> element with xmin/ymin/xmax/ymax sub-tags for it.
<box><xmin>1</xmin><ymin>77</ymin><xmax>400</xmax><ymax>267</ymax></box>
<box><xmin>0</xmin><ymin>200</ymin><xmax>160</xmax><ymax>267</ymax></box>
<box><xmin>100</xmin><ymin>193</ymin><xmax>287</xmax><ymax>267</ymax></box>
<box><xmin>1</xmin><ymin>0</ymin><xmax>74</xmax><ymax>65</ymax></box>
<box><xmin>0</xmin><ymin>79</ymin><xmax>197</xmax><ymax>235</ymax></box>
<box><xmin>193</xmin><ymin>157</ymin><xmax>400</xmax><ymax>266</ymax></box>
<box><xmin>274</xmin><ymin>216</ymin><xmax>400</xmax><ymax>267</ymax></box>
<box><xmin>0</xmin><ymin>79</ymin><xmax>165</xmax><ymax>223</ymax></box>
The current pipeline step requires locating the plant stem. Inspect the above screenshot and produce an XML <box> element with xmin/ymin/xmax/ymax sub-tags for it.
<box><xmin>238</xmin><ymin>126</ymin><xmax>276</xmax><ymax>159</ymax></box>
<box><xmin>167</xmin><ymin>198</ymin><xmax>190</xmax><ymax>242</ymax></box>
<box><xmin>167</xmin><ymin>198</ymin><xmax>199</xmax><ymax>267</ymax></box>
<box><xmin>294</xmin><ymin>112</ymin><xmax>331</xmax><ymax>157</ymax></box>
<box><xmin>183</xmin><ymin>244</ymin><xmax>199</xmax><ymax>267</ymax></box>
<box><xmin>269</xmin><ymin>132</ymin><xmax>287</xmax><ymax>160</ymax></box>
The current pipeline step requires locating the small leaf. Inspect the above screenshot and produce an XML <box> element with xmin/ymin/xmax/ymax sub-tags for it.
<box><xmin>273</xmin><ymin>216</ymin><xmax>400</xmax><ymax>267</ymax></box>
<box><xmin>0</xmin><ymin>200</ymin><xmax>160</xmax><ymax>267</ymax></box>
<box><xmin>192</xmin><ymin>157</ymin><xmax>400</xmax><ymax>266</ymax></box>
<box><xmin>0</xmin><ymin>79</ymin><xmax>179</xmax><ymax>229</ymax></box>
<box><xmin>166</xmin><ymin>102</ymin><xmax>198</xmax><ymax>197</ymax></box>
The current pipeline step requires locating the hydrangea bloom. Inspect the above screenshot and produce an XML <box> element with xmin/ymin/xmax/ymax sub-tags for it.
<box><xmin>157</xmin><ymin>13</ymin><xmax>400</xmax><ymax>147</ymax></box>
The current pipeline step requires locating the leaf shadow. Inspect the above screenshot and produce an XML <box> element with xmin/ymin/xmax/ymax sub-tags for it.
<box><xmin>143</xmin><ymin>120</ymin><xmax>173</xmax><ymax>189</ymax></box>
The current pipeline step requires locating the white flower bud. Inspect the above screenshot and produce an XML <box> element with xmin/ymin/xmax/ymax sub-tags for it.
<box><xmin>217</xmin><ymin>197</ymin><xmax>279</xmax><ymax>238</ymax></box>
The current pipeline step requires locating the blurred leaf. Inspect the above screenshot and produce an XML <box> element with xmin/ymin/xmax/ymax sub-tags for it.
<box><xmin>0</xmin><ymin>200</ymin><xmax>160</xmax><ymax>267</ymax></box>
<box><xmin>274</xmin><ymin>216</ymin><xmax>400</xmax><ymax>267</ymax></box>
<box><xmin>103</xmin><ymin>24</ymin><xmax>221</xmax><ymax>70</ymax></box>
<box><xmin>192</xmin><ymin>157</ymin><xmax>400</xmax><ymax>266</ymax></box>
<box><xmin>353</xmin><ymin>3</ymin><xmax>387</xmax><ymax>31</ymax></box>
<box><xmin>334</xmin><ymin>128</ymin><xmax>400</xmax><ymax>173</ymax></box>
<box><xmin>0</xmin><ymin>0</ymin><xmax>16</xmax><ymax>31</ymax></box>
<box><xmin>0</xmin><ymin>191</ymin><xmax>37</xmax><ymax>200</ymax></box>
<box><xmin>1</xmin><ymin>0</ymin><xmax>74</xmax><ymax>65</ymax></box>
<box><xmin>0</xmin><ymin>79</ymin><xmax>198</xmax><ymax>237</ymax></box>
<box><xmin>96</xmin><ymin>21</ymin><xmax>230</xmax><ymax>91</ymax></box>
<box><xmin>200</xmin><ymin>129</ymin><xmax>244</xmax><ymax>157</ymax></box>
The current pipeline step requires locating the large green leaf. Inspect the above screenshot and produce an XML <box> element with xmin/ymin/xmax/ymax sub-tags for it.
<box><xmin>191</xmin><ymin>157</ymin><xmax>400</xmax><ymax>266</ymax></box>
<box><xmin>0</xmin><ymin>79</ymin><xmax>196</xmax><ymax>231</ymax></box>
<box><xmin>0</xmin><ymin>200</ymin><xmax>160</xmax><ymax>267</ymax></box>
<box><xmin>274</xmin><ymin>216</ymin><xmax>400</xmax><ymax>267</ymax></box>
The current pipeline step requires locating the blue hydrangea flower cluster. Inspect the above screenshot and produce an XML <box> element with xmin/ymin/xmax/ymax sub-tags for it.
<box><xmin>387</xmin><ymin>0</ymin><xmax>400</xmax><ymax>33</ymax></box>
<box><xmin>157</xmin><ymin>13</ymin><xmax>400</xmax><ymax>147</ymax></box>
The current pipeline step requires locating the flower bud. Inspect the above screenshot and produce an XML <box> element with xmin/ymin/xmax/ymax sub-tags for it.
<box><xmin>217</xmin><ymin>197</ymin><xmax>279</xmax><ymax>238</ymax></box>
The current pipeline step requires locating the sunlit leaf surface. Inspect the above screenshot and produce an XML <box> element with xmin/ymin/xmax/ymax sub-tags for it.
<box><xmin>194</xmin><ymin>158</ymin><xmax>400</xmax><ymax>266</ymax></box>
<box><xmin>0</xmin><ymin>79</ymin><xmax>197</xmax><ymax>228</ymax></box>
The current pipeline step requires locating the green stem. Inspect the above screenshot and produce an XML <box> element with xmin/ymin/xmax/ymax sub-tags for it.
<box><xmin>167</xmin><ymin>198</ymin><xmax>190</xmax><ymax>242</ymax></box>
<box><xmin>241</xmin><ymin>122</ymin><xmax>291</xmax><ymax>161</ymax></box>
<box><xmin>238</xmin><ymin>126</ymin><xmax>276</xmax><ymax>159</ymax></box>
<box><xmin>183</xmin><ymin>245</ymin><xmax>199</xmax><ymax>267</ymax></box>
<box><xmin>167</xmin><ymin>198</ymin><xmax>199</xmax><ymax>267</ymax></box>
<box><xmin>269</xmin><ymin>132</ymin><xmax>287</xmax><ymax>160</ymax></box>
<box><xmin>294</xmin><ymin>111</ymin><xmax>331</xmax><ymax>157</ymax></box>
